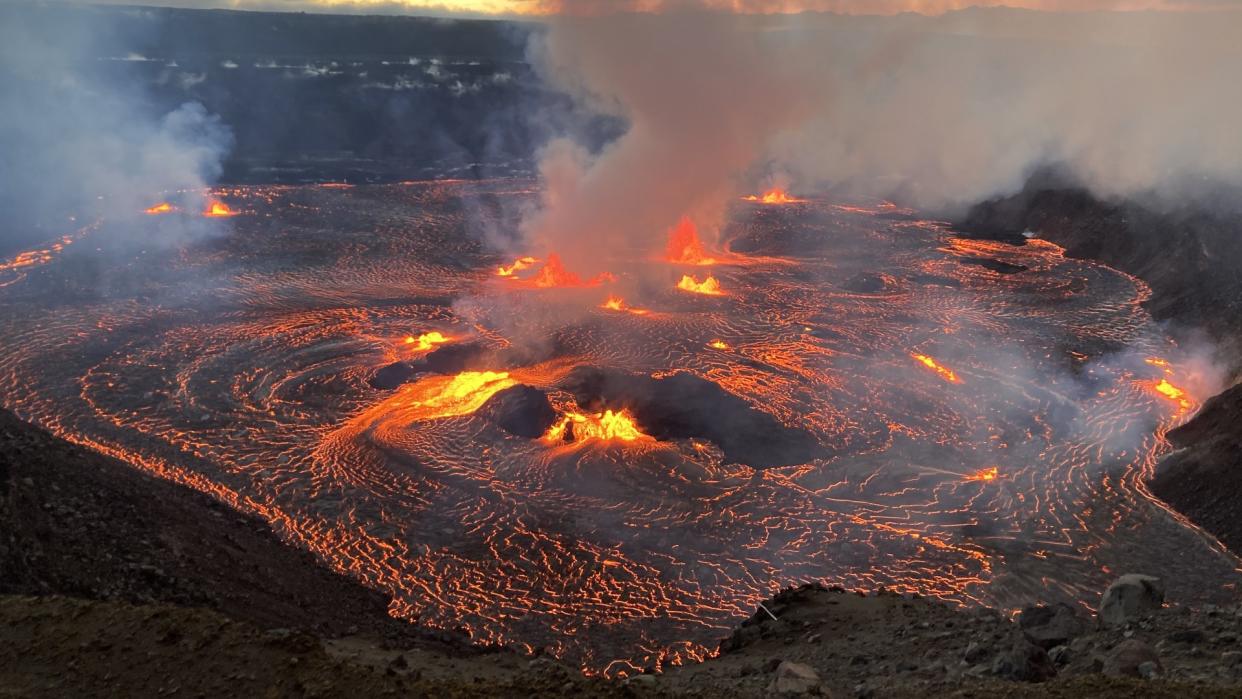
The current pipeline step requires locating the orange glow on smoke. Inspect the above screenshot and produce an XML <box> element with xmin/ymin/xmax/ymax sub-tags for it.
<box><xmin>911</xmin><ymin>353</ymin><xmax>962</xmax><ymax>384</ymax></box>
<box><xmin>665</xmin><ymin>217</ymin><xmax>715</xmax><ymax>265</ymax></box>
<box><xmin>965</xmin><ymin>466</ymin><xmax>999</xmax><ymax>482</ymax></box>
<box><xmin>676</xmin><ymin>274</ymin><xmax>723</xmax><ymax>296</ymax></box>
<box><xmin>529</xmin><ymin>253</ymin><xmax>610</xmax><ymax>288</ymax></box>
<box><xmin>601</xmin><ymin>295</ymin><xmax>649</xmax><ymax>315</ymax></box>
<box><xmin>204</xmin><ymin>201</ymin><xmax>236</xmax><ymax>217</ymax></box>
<box><xmin>145</xmin><ymin>202</ymin><xmax>174</xmax><ymax>215</ymax></box>
<box><xmin>1152</xmin><ymin>378</ymin><xmax>1192</xmax><ymax>409</ymax></box>
<box><xmin>543</xmin><ymin>409</ymin><xmax>651</xmax><ymax>444</ymax></box>
<box><xmin>743</xmin><ymin>188</ymin><xmax>804</xmax><ymax>204</ymax></box>
<box><xmin>708</xmin><ymin>339</ymin><xmax>730</xmax><ymax>350</ymax></box>
<box><xmin>497</xmin><ymin>256</ymin><xmax>538</xmax><ymax>277</ymax></box>
<box><xmin>403</xmin><ymin>331</ymin><xmax>451</xmax><ymax>351</ymax></box>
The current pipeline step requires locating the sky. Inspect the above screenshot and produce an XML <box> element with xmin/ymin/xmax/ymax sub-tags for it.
<box><xmin>44</xmin><ymin>0</ymin><xmax>1242</xmax><ymax>17</ymax></box>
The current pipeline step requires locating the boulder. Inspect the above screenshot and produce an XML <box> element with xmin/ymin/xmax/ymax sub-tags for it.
<box><xmin>369</xmin><ymin>361</ymin><xmax>415</xmax><ymax>390</ymax></box>
<box><xmin>1098</xmin><ymin>575</ymin><xmax>1164</xmax><ymax>627</ymax></box>
<box><xmin>991</xmin><ymin>634</ymin><xmax>1057</xmax><ymax>683</ymax></box>
<box><xmin>476</xmin><ymin>385</ymin><xmax>557</xmax><ymax>439</ymax></box>
<box><xmin>1019</xmin><ymin>603</ymin><xmax>1088</xmax><ymax>649</ymax></box>
<box><xmin>1103</xmin><ymin>639</ymin><xmax>1162</xmax><ymax>678</ymax></box>
<box><xmin>767</xmin><ymin>660</ymin><xmax>822</xmax><ymax>694</ymax></box>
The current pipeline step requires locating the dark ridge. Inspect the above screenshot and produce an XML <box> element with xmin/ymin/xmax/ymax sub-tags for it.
<box><xmin>369</xmin><ymin>340</ymin><xmax>565</xmax><ymax>390</ymax></box>
<box><xmin>957</xmin><ymin>179</ymin><xmax>1242</xmax><ymax>346</ymax></box>
<box><xmin>960</xmin><ymin>257</ymin><xmax>1028</xmax><ymax>275</ymax></box>
<box><xmin>561</xmin><ymin>366</ymin><xmax>822</xmax><ymax>469</ymax></box>
<box><xmin>476</xmin><ymin>384</ymin><xmax>557</xmax><ymax>439</ymax></box>
<box><xmin>1150</xmin><ymin>384</ymin><xmax>1242</xmax><ymax>553</ymax></box>
<box><xmin>840</xmin><ymin>272</ymin><xmax>897</xmax><ymax>293</ymax></box>
<box><xmin>369</xmin><ymin>361</ymin><xmax>417</xmax><ymax>390</ymax></box>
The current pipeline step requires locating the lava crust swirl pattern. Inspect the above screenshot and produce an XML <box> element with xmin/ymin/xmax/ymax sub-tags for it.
<box><xmin>0</xmin><ymin>180</ymin><xmax>1237</xmax><ymax>676</ymax></box>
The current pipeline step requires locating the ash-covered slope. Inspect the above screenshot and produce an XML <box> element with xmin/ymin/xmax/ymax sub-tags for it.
<box><xmin>1150</xmin><ymin>384</ymin><xmax>1242</xmax><ymax>551</ymax></box>
<box><xmin>0</xmin><ymin>407</ymin><xmax>413</xmax><ymax>640</ymax></box>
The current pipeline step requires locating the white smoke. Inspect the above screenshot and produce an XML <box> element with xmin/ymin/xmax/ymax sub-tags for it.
<box><xmin>0</xmin><ymin>4</ymin><xmax>233</xmax><ymax>250</ymax></box>
<box><xmin>521</xmin><ymin>6</ymin><xmax>1242</xmax><ymax>271</ymax></box>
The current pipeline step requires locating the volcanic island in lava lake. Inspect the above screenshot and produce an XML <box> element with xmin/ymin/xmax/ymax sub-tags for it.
<box><xmin>0</xmin><ymin>180</ymin><xmax>1234</xmax><ymax>676</ymax></box>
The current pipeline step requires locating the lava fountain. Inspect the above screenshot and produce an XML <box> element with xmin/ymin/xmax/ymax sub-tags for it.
<box><xmin>676</xmin><ymin>274</ymin><xmax>723</xmax><ymax>295</ymax></box>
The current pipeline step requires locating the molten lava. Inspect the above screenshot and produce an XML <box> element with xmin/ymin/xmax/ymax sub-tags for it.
<box><xmin>528</xmin><ymin>253</ymin><xmax>611</xmax><ymax>288</ymax></box>
<box><xmin>204</xmin><ymin>201</ymin><xmax>236</xmax><ymax>217</ymax></box>
<box><xmin>965</xmin><ymin>466</ymin><xmax>999</xmax><ymax>482</ymax></box>
<box><xmin>404</xmin><ymin>331</ymin><xmax>450</xmax><ymax>352</ymax></box>
<box><xmin>145</xmin><ymin>202</ymin><xmax>174</xmax><ymax>215</ymax></box>
<box><xmin>600</xmin><ymin>296</ymin><xmax>649</xmax><ymax>316</ymax></box>
<box><xmin>405</xmin><ymin>371</ymin><xmax>516</xmax><ymax>419</ymax></box>
<box><xmin>676</xmin><ymin>274</ymin><xmax>723</xmax><ymax>296</ymax></box>
<box><xmin>543</xmin><ymin>409</ymin><xmax>651</xmax><ymax>444</ymax></box>
<box><xmin>665</xmin><ymin>217</ymin><xmax>715</xmax><ymax>266</ymax></box>
<box><xmin>911</xmin><ymin>353</ymin><xmax>962</xmax><ymax>384</ymax></box>
<box><xmin>1152</xmin><ymin>378</ymin><xmax>1192</xmax><ymax>409</ymax></box>
<box><xmin>497</xmin><ymin>256</ymin><xmax>537</xmax><ymax>277</ymax></box>
<box><xmin>743</xmin><ymin>188</ymin><xmax>804</xmax><ymax>204</ymax></box>
<box><xmin>708</xmin><ymin>339</ymin><xmax>730</xmax><ymax>350</ymax></box>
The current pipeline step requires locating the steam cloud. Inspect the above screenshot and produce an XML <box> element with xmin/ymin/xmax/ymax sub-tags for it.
<box><xmin>522</xmin><ymin>6</ymin><xmax>1242</xmax><ymax>272</ymax></box>
<box><xmin>0</xmin><ymin>5</ymin><xmax>232</xmax><ymax>252</ymax></box>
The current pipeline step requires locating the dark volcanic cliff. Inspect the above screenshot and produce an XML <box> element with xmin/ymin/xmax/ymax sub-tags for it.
<box><xmin>1149</xmin><ymin>384</ymin><xmax>1242</xmax><ymax>552</ymax></box>
<box><xmin>959</xmin><ymin>180</ymin><xmax>1242</xmax><ymax>348</ymax></box>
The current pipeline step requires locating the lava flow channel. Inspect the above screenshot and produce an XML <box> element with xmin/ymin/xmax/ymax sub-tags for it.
<box><xmin>0</xmin><ymin>180</ymin><xmax>1236</xmax><ymax>677</ymax></box>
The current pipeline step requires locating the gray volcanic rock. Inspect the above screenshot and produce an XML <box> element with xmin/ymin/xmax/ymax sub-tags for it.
<box><xmin>1099</xmin><ymin>575</ymin><xmax>1165</xmax><ymax>627</ymax></box>
<box><xmin>767</xmin><ymin>661</ymin><xmax>822</xmax><ymax>694</ymax></box>
<box><xmin>991</xmin><ymin>634</ymin><xmax>1057</xmax><ymax>683</ymax></box>
<box><xmin>477</xmin><ymin>384</ymin><xmax>557</xmax><ymax>439</ymax></box>
<box><xmin>1103</xmin><ymin>639</ymin><xmax>1163</xmax><ymax>679</ymax></box>
<box><xmin>1019</xmin><ymin>603</ymin><xmax>1088</xmax><ymax>650</ymax></box>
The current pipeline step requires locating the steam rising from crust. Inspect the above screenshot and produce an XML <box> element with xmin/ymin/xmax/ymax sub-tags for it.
<box><xmin>0</xmin><ymin>5</ymin><xmax>232</xmax><ymax>250</ymax></box>
<box><xmin>523</xmin><ymin>7</ymin><xmax>1242</xmax><ymax>267</ymax></box>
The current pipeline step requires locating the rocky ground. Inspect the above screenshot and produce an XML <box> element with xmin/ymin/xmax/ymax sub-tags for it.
<box><xmin>655</xmin><ymin>579</ymin><xmax>1242</xmax><ymax>697</ymax></box>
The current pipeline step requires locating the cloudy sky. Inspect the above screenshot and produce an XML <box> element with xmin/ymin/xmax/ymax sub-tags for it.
<box><xmin>47</xmin><ymin>0</ymin><xmax>1242</xmax><ymax>17</ymax></box>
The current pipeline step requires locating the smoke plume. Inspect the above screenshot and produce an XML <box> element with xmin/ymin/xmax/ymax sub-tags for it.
<box><xmin>522</xmin><ymin>6</ymin><xmax>1242</xmax><ymax>271</ymax></box>
<box><xmin>0</xmin><ymin>4</ymin><xmax>232</xmax><ymax>252</ymax></box>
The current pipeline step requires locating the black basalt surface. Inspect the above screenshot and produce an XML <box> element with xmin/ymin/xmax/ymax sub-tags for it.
<box><xmin>562</xmin><ymin>366</ymin><xmax>822</xmax><ymax>469</ymax></box>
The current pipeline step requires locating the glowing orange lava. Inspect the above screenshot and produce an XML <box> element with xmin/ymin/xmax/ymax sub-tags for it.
<box><xmin>600</xmin><ymin>295</ymin><xmax>649</xmax><ymax>315</ymax></box>
<box><xmin>403</xmin><ymin>371</ymin><xmax>516</xmax><ymax>419</ymax></box>
<box><xmin>543</xmin><ymin>409</ymin><xmax>651</xmax><ymax>444</ymax></box>
<box><xmin>204</xmin><ymin>201</ymin><xmax>236</xmax><ymax>217</ymax></box>
<box><xmin>965</xmin><ymin>466</ymin><xmax>999</xmax><ymax>482</ymax></box>
<box><xmin>403</xmin><ymin>331</ymin><xmax>451</xmax><ymax>352</ymax></box>
<box><xmin>497</xmin><ymin>256</ymin><xmax>537</xmax><ymax>277</ymax></box>
<box><xmin>1152</xmin><ymin>378</ymin><xmax>1192</xmax><ymax>410</ymax></box>
<box><xmin>742</xmin><ymin>188</ymin><xmax>804</xmax><ymax>204</ymax></box>
<box><xmin>528</xmin><ymin>253</ymin><xmax>611</xmax><ymax>288</ymax></box>
<box><xmin>665</xmin><ymin>217</ymin><xmax>715</xmax><ymax>266</ymax></box>
<box><xmin>911</xmin><ymin>353</ymin><xmax>962</xmax><ymax>384</ymax></box>
<box><xmin>145</xmin><ymin>202</ymin><xmax>174</xmax><ymax>215</ymax></box>
<box><xmin>708</xmin><ymin>339</ymin><xmax>730</xmax><ymax>350</ymax></box>
<box><xmin>676</xmin><ymin>274</ymin><xmax>723</xmax><ymax>296</ymax></box>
